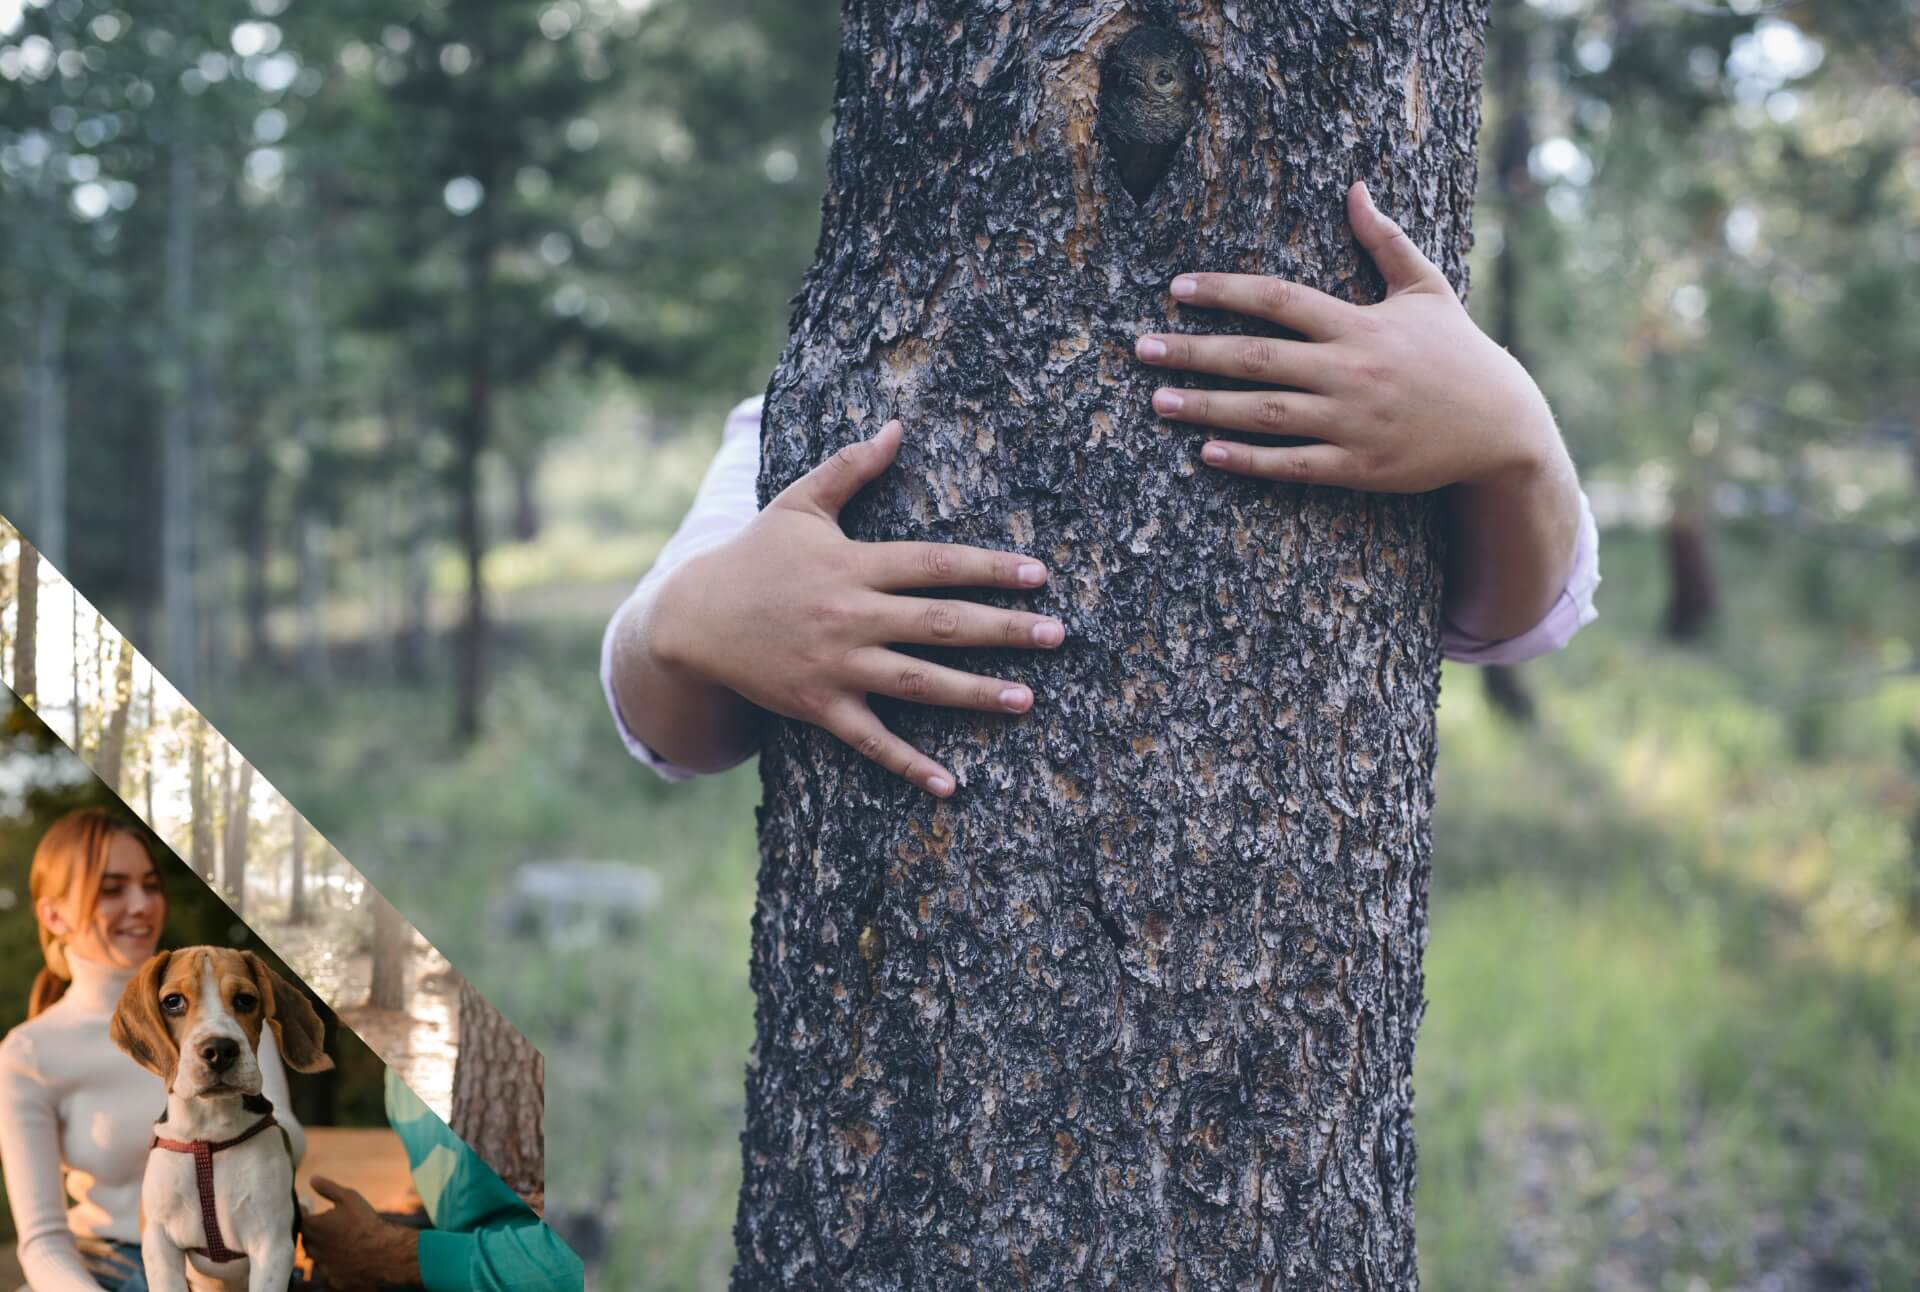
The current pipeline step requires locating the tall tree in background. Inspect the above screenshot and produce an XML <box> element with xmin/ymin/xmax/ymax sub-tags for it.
<box><xmin>368</xmin><ymin>887</ymin><xmax>409</xmax><ymax>1010</ymax></box>
<box><xmin>13</xmin><ymin>540</ymin><xmax>37</xmax><ymax>706</ymax></box>
<box><xmin>736</xmin><ymin>3</ymin><xmax>1486</xmax><ymax>1286</ymax></box>
<box><xmin>450</xmin><ymin>973</ymin><xmax>546</xmax><ymax>1205</ymax></box>
<box><xmin>95</xmin><ymin>635</ymin><xmax>137</xmax><ymax>792</ymax></box>
<box><xmin>222</xmin><ymin>754</ymin><xmax>255</xmax><ymax>917</ymax></box>
<box><xmin>289</xmin><ymin>809</ymin><xmax>309</xmax><ymax>924</ymax></box>
<box><xmin>188</xmin><ymin>716</ymin><xmax>214</xmax><ymax>880</ymax></box>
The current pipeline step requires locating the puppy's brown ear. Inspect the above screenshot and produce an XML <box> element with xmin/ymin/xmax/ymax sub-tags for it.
<box><xmin>244</xmin><ymin>951</ymin><xmax>333</xmax><ymax>1074</ymax></box>
<box><xmin>110</xmin><ymin>951</ymin><xmax>178</xmax><ymax>1085</ymax></box>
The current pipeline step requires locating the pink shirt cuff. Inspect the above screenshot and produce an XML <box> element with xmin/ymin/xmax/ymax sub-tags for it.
<box><xmin>1439</xmin><ymin>484</ymin><xmax>1601</xmax><ymax>666</ymax></box>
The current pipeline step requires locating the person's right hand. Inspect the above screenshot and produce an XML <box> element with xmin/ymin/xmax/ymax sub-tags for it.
<box><xmin>651</xmin><ymin>418</ymin><xmax>1065</xmax><ymax>798</ymax></box>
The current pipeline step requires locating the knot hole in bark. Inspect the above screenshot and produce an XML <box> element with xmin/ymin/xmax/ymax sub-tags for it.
<box><xmin>1097</xmin><ymin>25</ymin><xmax>1201</xmax><ymax>204</ymax></box>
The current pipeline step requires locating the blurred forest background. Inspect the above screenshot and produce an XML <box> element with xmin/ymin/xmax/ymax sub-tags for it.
<box><xmin>1</xmin><ymin>0</ymin><xmax>1917</xmax><ymax>1286</ymax></box>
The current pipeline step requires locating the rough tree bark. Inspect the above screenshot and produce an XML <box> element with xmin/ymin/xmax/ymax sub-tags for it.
<box><xmin>735</xmin><ymin>2</ymin><xmax>1487</xmax><ymax>1288</ymax></box>
<box><xmin>449</xmin><ymin>974</ymin><xmax>547</xmax><ymax>1206</ymax></box>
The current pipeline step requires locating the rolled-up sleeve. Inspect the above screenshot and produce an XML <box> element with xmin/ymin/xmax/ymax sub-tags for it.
<box><xmin>1440</xmin><ymin>483</ymin><xmax>1601</xmax><ymax>666</ymax></box>
<box><xmin>600</xmin><ymin>395</ymin><xmax>766</xmax><ymax>782</ymax></box>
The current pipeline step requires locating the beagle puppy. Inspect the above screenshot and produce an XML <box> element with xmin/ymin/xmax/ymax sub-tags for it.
<box><xmin>110</xmin><ymin>947</ymin><xmax>333</xmax><ymax>1292</ymax></box>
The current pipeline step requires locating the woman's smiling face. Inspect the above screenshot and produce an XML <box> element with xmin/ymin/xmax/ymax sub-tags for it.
<box><xmin>63</xmin><ymin>832</ymin><xmax>166</xmax><ymax>969</ymax></box>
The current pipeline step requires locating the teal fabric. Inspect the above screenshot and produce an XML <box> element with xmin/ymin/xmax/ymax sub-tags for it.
<box><xmin>382</xmin><ymin>1070</ymin><xmax>583</xmax><ymax>1292</ymax></box>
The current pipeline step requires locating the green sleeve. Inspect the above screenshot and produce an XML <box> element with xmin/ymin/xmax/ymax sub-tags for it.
<box><xmin>384</xmin><ymin>1070</ymin><xmax>585</xmax><ymax>1291</ymax></box>
<box><xmin>417</xmin><ymin>1220</ymin><xmax>586</xmax><ymax>1292</ymax></box>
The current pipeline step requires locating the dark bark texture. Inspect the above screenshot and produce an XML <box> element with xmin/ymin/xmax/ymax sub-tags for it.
<box><xmin>738</xmin><ymin>2</ymin><xmax>1487</xmax><ymax>1288</ymax></box>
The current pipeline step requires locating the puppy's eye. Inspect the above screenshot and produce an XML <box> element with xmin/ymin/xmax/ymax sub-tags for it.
<box><xmin>160</xmin><ymin>993</ymin><xmax>187</xmax><ymax>1016</ymax></box>
<box><xmin>232</xmin><ymin>993</ymin><xmax>258</xmax><ymax>1014</ymax></box>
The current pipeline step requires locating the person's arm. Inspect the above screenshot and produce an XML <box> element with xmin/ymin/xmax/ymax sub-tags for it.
<box><xmin>600</xmin><ymin>396</ymin><xmax>768</xmax><ymax>781</ymax></box>
<box><xmin>1440</xmin><ymin>480</ymin><xmax>1600</xmax><ymax>665</ymax></box>
<box><xmin>0</xmin><ymin>1032</ymin><xmax>115</xmax><ymax>1292</ymax></box>
<box><xmin>414</xmin><ymin>1218</ymin><xmax>585</xmax><ymax>1292</ymax></box>
<box><xmin>255</xmin><ymin>1022</ymin><xmax>308</xmax><ymax>1166</ymax></box>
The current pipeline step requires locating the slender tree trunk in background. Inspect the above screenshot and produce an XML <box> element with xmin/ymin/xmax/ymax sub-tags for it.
<box><xmin>368</xmin><ymin>889</ymin><xmax>409</xmax><ymax>1010</ymax></box>
<box><xmin>70</xmin><ymin>589</ymin><xmax>79</xmax><ymax>747</ymax></box>
<box><xmin>508</xmin><ymin>446</ymin><xmax>541</xmax><ymax>543</ymax></box>
<box><xmin>452</xmin><ymin>26</ymin><xmax>501</xmax><ymax>745</ymax></box>
<box><xmin>97</xmin><ymin>636</ymin><xmax>137</xmax><ymax>794</ymax></box>
<box><xmin>234</xmin><ymin>400</ymin><xmax>275</xmax><ymax>672</ymax></box>
<box><xmin>143</xmin><ymin>668</ymin><xmax>157</xmax><ymax>823</ymax></box>
<box><xmin>14</xmin><ymin>540</ymin><xmax>38</xmax><ymax>705</ymax></box>
<box><xmin>453</xmin><ymin>230</ymin><xmax>496</xmax><ymax>743</ymax></box>
<box><xmin>289</xmin><ymin>812</ymin><xmax>308</xmax><ymax>924</ymax></box>
<box><xmin>450</xmin><ymin>974</ymin><xmax>547</xmax><ymax>1205</ymax></box>
<box><xmin>161</xmin><ymin>107</ymin><xmax>198</xmax><ymax>703</ymax></box>
<box><xmin>1664</xmin><ymin>499</ymin><xmax>1716</xmax><ymax>642</ymax></box>
<box><xmin>736</xmin><ymin>4</ymin><xmax>1485</xmax><ymax>1288</ymax></box>
<box><xmin>27</xmin><ymin>290</ymin><xmax>68</xmax><ymax>571</ymax></box>
<box><xmin>1481</xmin><ymin>0</ymin><xmax>1536</xmax><ymax>725</ymax></box>
<box><xmin>189</xmin><ymin>717</ymin><xmax>214</xmax><ymax>880</ymax></box>
<box><xmin>223</xmin><ymin>753</ymin><xmax>253</xmax><ymax>917</ymax></box>
<box><xmin>293</xmin><ymin>226</ymin><xmax>332</xmax><ymax>689</ymax></box>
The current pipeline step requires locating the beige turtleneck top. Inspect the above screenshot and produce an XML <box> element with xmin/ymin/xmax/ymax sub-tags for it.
<box><xmin>0</xmin><ymin>950</ymin><xmax>306</xmax><ymax>1291</ymax></box>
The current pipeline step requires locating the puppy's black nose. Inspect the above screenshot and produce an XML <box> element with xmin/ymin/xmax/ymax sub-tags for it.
<box><xmin>200</xmin><ymin>1037</ymin><xmax>239</xmax><ymax>1073</ymax></box>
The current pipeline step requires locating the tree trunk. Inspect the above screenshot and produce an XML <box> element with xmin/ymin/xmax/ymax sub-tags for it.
<box><xmin>1480</xmin><ymin>0</ymin><xmax>1536</xmax><ymax>726</ymax></box>
<box><xmin>14</xmin><ymin>539</ymin><xmax>38</xmax><ymax>706</ymax></box>
<box><xmin>449</xmin><ymin>974</ymin><xmax>546</xmax><ymax>1205</ymax></box>
<box><xmin>96</xmin><ymin>636</ymin><xmax>138</xmax><ymax>795</ymax></box>
<box><xmin>735</xmin><ymin>5</ymin><xmax>1484</xmax><ymax>1289</ymax></box>
<box><xmin>161</xmin><ymin>105</ymin><xmax>199</xmax><ymax>702</ymax></box>
<box><xmin>189</xmin><ymin>717</ymin><xmax>214</xmax><ymax>880</ymax></box>
<box><xmin>289</xmin><ymin>811</ymin><xmax>308</xmax><ymax>924</ymax></box>
<box><xmin>368</xmin><ymin>889</ymin><xmax>410</xmax><ymax>1011</ymax></box>
<box><xmin>1663</xmin><ymin>501</ymin><xmax>1716</xmax><ymax>643</ymax></box>
<box><xmin>223</xmin><ymin>756</ymin><xmax>254</xmax><ymax>918</ymax></box>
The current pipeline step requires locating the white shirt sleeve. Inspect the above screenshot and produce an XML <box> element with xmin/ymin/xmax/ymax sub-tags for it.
<box><xmin>600</xmin><ymin>395</ymin><xmax>767</xmax><ymax>782</ymax></box>
<box><xmin>255</xmin><ymin>1024</ymin><xmax>306</xmax><ymax>1167</ymax></box>
<box><xmin>0</xmin><ymin>1030</ymin><xmax>113</xmax><ymax>1292</ymax></box>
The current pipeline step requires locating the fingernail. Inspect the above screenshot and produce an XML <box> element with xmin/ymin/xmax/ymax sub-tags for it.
<box><xmin>1017</xmin><ymin>561</ymin><xmax>1047</xmax><ymax>585</ymax></box>
<box><xmin>1202</xmin><ymin>443</ymin><xmax>1228</xmax><ymax>464</ymax></box>
<box><xmin>1154</xmin><ymin>389</ymin><xmax>1185</xmax><ymax>414</ymax></box>
<box><xmin>1136</xmin><ymin>336</ymin><xmax>1167</xmax><ymax>361</ymax></box>
<box><xmin>1033</xmin><ymin>620</ymin><xmax>1064</xmax><ymax>647</ymax></box>
<box><xmin>927</xmin><ymin>774</ymin><xmax>953</xmax><ymax>795</ymax></box>
<box><xmin>1357</xmin><ymin>181</ymin><xmax>1375</xmax><ymax>208</ymax></box>
<box><xmin>1000</xmin><ymin>686</ymin><xmax>1030</xmax><ymax>711</ymax></box>
<box><xmin>1170</xmin><ymin>276</ymin><xmax>1198</xmax><ymax>298</ymax></box>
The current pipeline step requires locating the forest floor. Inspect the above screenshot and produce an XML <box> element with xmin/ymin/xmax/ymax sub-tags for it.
<box><xmin>196</xmin><ymin>422</ymin><xmax>1920</xmax><ymax>1291</ymax></box>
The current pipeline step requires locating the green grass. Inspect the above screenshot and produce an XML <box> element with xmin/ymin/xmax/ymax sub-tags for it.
<box><xmin>192</xmin><ymin>415</ymin><xmax>1920</xmax><ymax>1289</ymax></box>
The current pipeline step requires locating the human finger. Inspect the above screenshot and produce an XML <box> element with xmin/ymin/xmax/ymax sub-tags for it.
<box><xmin>1134</xmin><ymin>330</ymin><xmax>1335</xmax><ymax>391</ymax></box>
<box><xmin>850</xmin><ymin>647</ymin><xmax>1038</xmax><ymax>716</ymax></box>
<box><xmin>785</xmin><ymin>419</ymin><xmax>903</xmax><ymax>517</ymax></box>
<box><xmin>861</xmin><ymin>540</ymin><xmax>1050</xmax><ymax>592</ymax></box>
<box><xmin>1197</xmin><ymin>439</ymin><xmax>1367</xmax><ymax>487</ymax></box>
<box><xmin>1166</xmin><ymin>272</ymin><xmax>1360</xmax><ymax>341</ymax></box>
<box><xmin>1150</xmin><ymin>386</ymin><xmax>1344</xmax><ymax>440</ymax></box>
<box><xmin>1348</xmin><ymin>181</ymin><xmax>1450</xmax><ymax>297</ymax></box>
<box><xmin>822</xmin><ymin>700</ymin><xmax>957</xmax><ymax>797</ymax></box>
<box><xmin>873</xmin><ymin>595</ymin><xmax>1065</xmax><ymax>650</ymax></box>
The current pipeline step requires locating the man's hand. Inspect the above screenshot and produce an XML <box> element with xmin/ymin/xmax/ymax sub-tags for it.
<box><xmin>1135</xmin><ymin>179</ymin><xmax>1565</xmax><ymax>495</ymax></box>
<box><xmin>303</xmin><ymin>1176</ymin><xmax>423</xmax><ymax>1291</ymax></box>
<box><xmin>649</xmin><ymin>419</ymin><xmax>1065</xmax><ymax>798</ymax></box>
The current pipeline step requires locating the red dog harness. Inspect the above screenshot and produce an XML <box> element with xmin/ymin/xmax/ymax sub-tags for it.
<box><xmin>150</xmin><ymin>1112</ymin><xmax>279</xmax><ymax>1263</ymax></box>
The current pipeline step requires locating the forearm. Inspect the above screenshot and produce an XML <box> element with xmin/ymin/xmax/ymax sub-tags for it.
<box><xmin>605</xmin><ymin>560</ymin><xmax>765</xmax><ymax>774</ymax></box>
<box><xmin>1439</xmin><ymin>434</ymin><xmax>1583</xmax><ymax>644</ymax></box>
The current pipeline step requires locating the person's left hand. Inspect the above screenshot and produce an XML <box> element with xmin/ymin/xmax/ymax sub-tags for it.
<box><xmin>302</xmin><ymin>1176</ymin><xmax>423</xmax><ymax>1291</ymax></box>
<box><xmin>1135</xmin><ymin>179</ymin><xmax>1559</xmax><ymax>494</ymax></box>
